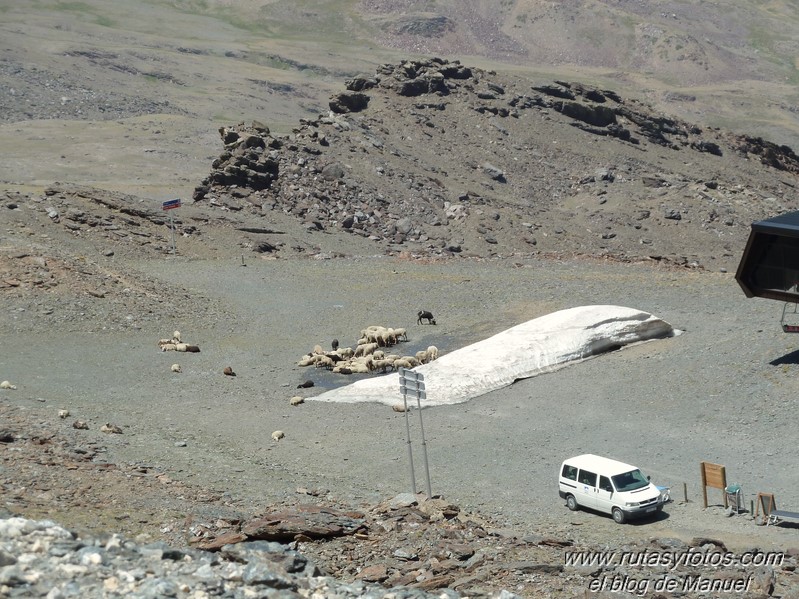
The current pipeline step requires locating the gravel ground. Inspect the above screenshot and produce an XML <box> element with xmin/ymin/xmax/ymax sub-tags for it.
<box><xmin>3</xmin><ymin>254</ymin><xmax>798</xmax><ymax>555</ymax></box>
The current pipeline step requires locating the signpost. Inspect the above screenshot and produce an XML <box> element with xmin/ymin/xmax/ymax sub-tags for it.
<box><xmin>162</xmin><ymin>198</ymin><xmax>181</xmax><ymax>254</ymax></box>
<box><xmin>398</xmin><ymin>368</ymin><xmax>433</xmax><ymax>498</ymax></box>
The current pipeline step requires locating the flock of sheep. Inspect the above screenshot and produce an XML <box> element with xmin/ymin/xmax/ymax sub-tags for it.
<box><xmin>297</xmin><ymin>324</ymin><xmax>439</xmax><ymax>375</ymax></box>
<box><xmin>157</xmin><ymin>331</ymin><xmax>200</xmax><ymax>353</ymax></box>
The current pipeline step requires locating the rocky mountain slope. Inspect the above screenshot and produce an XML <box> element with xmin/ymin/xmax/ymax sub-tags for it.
<box><xmin>4</xmin><ymin>3</ymin><xmax>799</xmax><ymax>598</ymax></box>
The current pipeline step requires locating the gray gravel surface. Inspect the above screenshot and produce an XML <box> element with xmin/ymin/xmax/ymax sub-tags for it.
<box><xmin>3</xmin><ymin>255</ymin><xmax>797</xmax><ymax>553</ymax></box>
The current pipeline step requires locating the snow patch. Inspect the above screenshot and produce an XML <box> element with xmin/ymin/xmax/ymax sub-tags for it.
<box><xmin>308</xmin><ymin>305</ymin><xmax>676</xmax><ymax>407</ymax></box>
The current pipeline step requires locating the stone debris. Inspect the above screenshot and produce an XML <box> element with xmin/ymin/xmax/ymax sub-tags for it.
<box><xmin>0</xmin><ymin>516</ymin><xmax>462</xmax><ymax>599</ymax></box>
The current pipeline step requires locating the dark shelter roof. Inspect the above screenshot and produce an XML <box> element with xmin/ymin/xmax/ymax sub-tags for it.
<box><xmin>736</xmin><ymin>211</ymin><xmax>799</xmax><ymax>302</ymax></box>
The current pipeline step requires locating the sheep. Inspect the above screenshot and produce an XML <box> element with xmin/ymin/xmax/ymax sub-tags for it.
<box><xmin>312</xmin><ymin>344</ymin><xmax>325</xmax><ymax>355</ymax></box>
<box><xmin>160</xmin><ymin>343</ymin><xmax>177</xmax><ymax>352</ymax></box>
<box><xmin>314</xmin><ymin>355</ymin><xmax>334</xmax><ymax>369</ymax></box>
<box><xmin>171</xmin><ymin>363</ymin><xmax>181</xmax><ymax>373</ymax></box>
<box><xmin>223</xmin><ymin>366</ymin><xmax>236</xmax><ymax>376</ymax></box>
<box><xmin>372</xmin><ymin>349</ymin><xmax>385</xmax><ymax>360</ymax></box>
<box><xmin>58</xmin><ymin>409</ymin><xmax>70</xmax><ymax>419</ymax></box>
<box><xmin>365</xmin><ymin>327</ymin><xmax>387</xmax><ymax>344</ymax></box>
<box><xmin>426</xmin><ymin>345</ymin><xmax>439</xmax><ymax>361</ymax></box>
<box><xmin>348</xmin><ymin>362</ymin><xmax>371</xmax><ymax>374</ymax></box>
<box><xmin>417</xmin><ymin>310</ymin><xmax>436</xmax><ymax>325</ymax></box>
<box><xmin>175</xmin><ymin>343</ymin><xmax>189</xmax><ymax>352</ymax></box>
<box><xmin>338</xmin><ymin>347</ymin><xmax>355</xmax><ymax>359</ymax></box>
<box><xmin>0</xmin><ymin>380</ymin><xmax>17</xmax><ymax>390</ymax></box>
<box><xmin>354</xmin><ymin>342</ymin><xmax>378</xmax><ymax>357</ymax></box>
<box><xmin>172</xmin><ymin>330</ymin><xmax>182</xmax><ymax>343</ymax></box>
<box><xmin>394</xmin><ymin>327</ymin><xmax>408</xmax><ymax>341</ymax></box>
<box><xmin>372</xmin><ymin>358</ymin><xmax>394</xmax><ymax>373</ymax></box>
<box><xmin>331</xmin><ymin>339</ymin><xmax>339</xmax><ymax>350</ymax></box>
<box><xmin>379</xmin><ymin>328</ymin><xmax>397</xmax><ymax>346</ymax></box>
<box><xmin>271</xmin><ymin>430</ymin><xmax>285</xmax><ymax>441</ymax></box>
<box><xmin>415</xmin><ymin>349</ymin><xmax>429</xmax><ymax>364</ymax></box>
<box><xmin>297</xmin><ymin>355</ymin><xmax>316</xmax><ymax>367</ymax></box>
<box><xmin>402</xmin><ymin>356</ymin><xmax>421</xmax><ymax>367</ymax></box>
<box><xmin>360</xmin><ymin>325</ymin><xmax>384</xmax><ymax>338</ymax></box>
<box><xmin>392</xmin><ymin>358</ymin><xmax>413</xmax><ymax>370</ymax></box>
<box><xmin>290</xmin><ymin>396</ymin><xmax>304</xmax><ymax>406</ymax></box>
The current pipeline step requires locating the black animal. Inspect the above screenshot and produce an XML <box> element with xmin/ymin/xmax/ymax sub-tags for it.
<box><xmin>297</xmin><ymin>380</ymin><xmax>314</xmax><ymax>389</ymax></box>
<box><xmin>331</xmin><ymin>338</ymin><xmax>339</xmax><ymax>351</ymax></box>
<box><xmin>417</xmin><ymin>310</ymin><xmax>436</xmax><ymax>325</ymax></box>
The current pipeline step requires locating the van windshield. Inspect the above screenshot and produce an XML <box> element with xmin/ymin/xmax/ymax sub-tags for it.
<box><xmin>611</xmin><ymin>469</ymin><xmax>649</xmax><ymax>492</ymax></box>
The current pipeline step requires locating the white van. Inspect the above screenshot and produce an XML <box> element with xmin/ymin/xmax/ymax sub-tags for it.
<box><xmin>558</xmin><ymin>454</ymin><xmax>665</xmax><ymax>523</ymax></box>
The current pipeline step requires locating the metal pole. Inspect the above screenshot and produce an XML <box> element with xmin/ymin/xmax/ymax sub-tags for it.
<box><xmin>170</xmin><ymin>212</ymin><xmax>176</xmax><ymax>255</ymax></box>
<box><xmin>415</xmin><ymin>388</ymin><xmax>432</xmax><ymax>498</ymax></box>
<box><xmin>402</xmin><ymin>390</ymin><xmax>417</xmax><ymax>496</ymax></box>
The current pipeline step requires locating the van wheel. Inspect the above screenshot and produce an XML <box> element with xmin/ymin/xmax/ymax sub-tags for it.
<box><xmin>612</xmin><ymin>507</ymin><xmax>626</xmax><ymax>524</ymax></box>
<box><xmin>566</xmin><ymin>495</ymin><xmax>578</xmax><ymax>511</ymax></box>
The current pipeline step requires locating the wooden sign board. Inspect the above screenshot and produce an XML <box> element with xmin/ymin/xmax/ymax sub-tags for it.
<box><xmin>755</xmin><ymin>492</ymin><xmax>776</xmax><ymax>518</ymax></box>
<box><xmin>700</xmin><ymin>461</ymin><xmax>727</xmax><ymax>508</ymax></box>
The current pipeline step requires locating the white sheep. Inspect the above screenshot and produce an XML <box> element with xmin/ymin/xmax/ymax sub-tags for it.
<box><xmin>58</xmin><ymin>409</ymin><xmax>70</xmax><ymax>419</ymax></box>
<box><xmin>394</xmin><ymin>327</ymin><xmax>408</xmax><ymax>341</ymax></box>
<box><xmin>354</xmin><ymin>342</ymin><xmax>378</xmax><ymax>357</ymax></box>
<box><xmin>365</xmin><ymin>327</ymin><xmax>386</xmax><ymax>344</ymax></box>
<box><xmin>297</xmin><ymin>356</ymin><xmax>312</xmax><ymax>367</ymax></box>
<box><xmin>401</xmin><ymin>355</ymin><xmax>420</xmax><ymax>367</ymax></box>
<box><xmin>426</xmin><ymin>345</ymin><xmax>439</xmax><ymax>361</ymax></box>
<box><xmin>271</xmin><ymin>430</ymin><xmax>285</xmax><ymax>441</ymax></box>
<box><xmin>171</xmin><ymin>363</ymin><xmax>181</xmax><ymax>373</ymax></box>
<box><xmin>314</xmin><ymin>355</ymin><xmax>334</xmax><ymax>369</ymax></box>
<box><xmin>160</xmin><ymin>343</ymin><xmax>177</xmax><ymax>352</ymax></box>
<box><xmin>415</xmin><ymin>349</ymin><xmax>429</xmax><ymax>364</ymax></box>
<box><xmin>372</xmin><ymin>358</ymin><xmax>394</xmax><ymax>373</ymax></box>
<box><xmin>172</xmin><ymin>330</ymin><xmax>182</xmax><ymax>343</ymax></box>
<box><xmin>379</xmin><ymin>328</ymin><xmax>397</xmax><ymax>346</ymax></box>
<box><xmin>393</xmin><ymin>358</ymin><xmax>413</xmax><ymax>370</ymax></box>
<box><xmin>360</xmin><ymin>325</ymin><xmax>384</xmax><ymax>338</ymax></box>
<box><xmin>175</xmin><ymin>343</ymin><xmax>189</xmax><ymax>352</ymax></box>
<box><xmin>0</xmin><ymin>380</ymin><xmax>17</xmax><ymax>390</ymax></box>
<box><xmin>372</xmin><ymin>349</ymin><xmax>385</xmax><ymax>360</ymax></box>
<box><xmin>290</xmin><ymin>396</ymin><xmax>304</xmax><ymax>406</ymax></box>
<box><xmin>312</xmin><ymin>344</ymin><xmax>325</xmax><ymax>355</ymax></box>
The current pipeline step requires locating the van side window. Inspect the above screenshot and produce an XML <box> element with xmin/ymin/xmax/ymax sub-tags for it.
<box><xmin>599</xmin><ymin>475</ymin><xmax>613</xmax><ymax>492</ymax></box>
<box><xmin>578</xmin><ymin>469</ymin><xmax>597</xmax><ymax>487</ymax></box>
<box><xmin>562</xmin><ymin>465</ymin><xmax>578</xmax><ymax>481</ymax></box>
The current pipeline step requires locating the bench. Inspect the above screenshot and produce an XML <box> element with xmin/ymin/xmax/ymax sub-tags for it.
<box><xmin>767</xmin><ymin>509</ymin><xmax>799</xmax><ymax>526</ymax></box>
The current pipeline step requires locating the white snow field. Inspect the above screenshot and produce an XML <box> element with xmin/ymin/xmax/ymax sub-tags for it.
<box><xmin>308</xmin><ymin>305</ymin><xmax>676</xmax><ymax>407</ymax></box>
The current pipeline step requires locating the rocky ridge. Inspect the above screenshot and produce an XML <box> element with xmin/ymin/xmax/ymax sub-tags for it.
<box><xmin>192</xmin><ymin>57</ymin><xmax>799</xmax><ymax>271</ymax></box>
